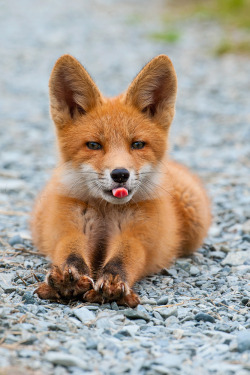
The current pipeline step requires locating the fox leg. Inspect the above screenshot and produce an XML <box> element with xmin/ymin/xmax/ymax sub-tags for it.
<box><xmin>33</xmin><ymin>198</ymin><xmax>95</xmax><ymax>301</ymax></box>
<box><xmin>85</xmin><ymin>233</ymin><xmax>146</xmax><ymax>307</ymax></box>
<box><xmin>34</xmin><ymin>234</ymin><xmax>93</xmax><ymax>301</ymax></box>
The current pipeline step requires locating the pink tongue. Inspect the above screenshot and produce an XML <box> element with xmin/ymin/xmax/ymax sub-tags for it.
<box><xmin>112</xmin><ymin>187</ymin><xmax>128</xmax><ymax>198</ymax></box>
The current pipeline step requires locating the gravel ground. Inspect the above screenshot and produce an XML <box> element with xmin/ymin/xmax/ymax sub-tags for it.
<box><xmin>0</xmin><ymin>0</ymin><xmax>250</xmax><ymax>374</ymax></box>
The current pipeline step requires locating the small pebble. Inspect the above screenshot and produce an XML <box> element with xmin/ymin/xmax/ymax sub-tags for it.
<box><xmin>195</xmin><ymin>313</ymin><xmax>215</xmax><ymax>323</ymax></box>
<box><xmin>237</xmin><ymin>330</ymin><xmax>250</xmax><ymax>353</ymax></box>
<box><xmin>45</xmin><ymin>352</ymin><xmax>87</xmax><ymax>369</ymax></box>
<box><xmin>221</xmin><ymin>251</ymin><xmax>250</xmax><ymax>266</ymax></box>
<box><xmin>214</xmin><ymin>323</ymin><xmax>233</xmax><ymax>333</ymax></box>
<box><xmin>157</xmin><ymin>296</ymin><xmax>169</xmax><ymax>305</ymax></box>
<box><xmin>155</xmin><ymin>307</ymin><xmax>178</xmax><ymax>319</ymax></box>
<box><xmin>22</xmin><ymin>292</ymin><xmax>37</xmax><ymax>305</ymax></box>
<box><xmin>190</xmin><ymin>266</ymin><xmax>200</xmax><ymax>276</ymax></box>
<box><xmin>123</xmin><ymin>309</ymin><xmax>150</xmax><ymax>322</ymax></box>
<box><xmin>9</xmin><ymin>234</ymin><xmax>24</xmax><ymax>246</ymax></box>
<box><xmin>73</xmin><ymin>307</ymin><xmax>95</xmax><ymax>323</ymax></box>
<box><xmin>242</xmin><ymin>297</ymin><xmax>250</xmax><ymax>306</ymax></box>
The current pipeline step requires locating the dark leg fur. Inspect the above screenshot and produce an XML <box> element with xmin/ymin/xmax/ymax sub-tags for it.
<box><xmin>34</xmin><ymin>253</ymin><xmax>93</xmax><ymax>301</ymax></box>
<box><xmin>84</xmin><ymin>257</ymin><xmax>140</xmax><ymax>307</ymax></box>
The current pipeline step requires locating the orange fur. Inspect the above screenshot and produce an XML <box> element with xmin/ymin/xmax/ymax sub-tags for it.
<box><xmin>31</xmin><ymin>54</ymin><xmax>211</xmax><ymax>306</ymax></box>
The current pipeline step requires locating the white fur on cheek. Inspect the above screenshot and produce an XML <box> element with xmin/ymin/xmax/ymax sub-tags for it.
<box><xmin>60</xmin><ymin>162</ymin><xmax>100</xmax><ymax>200</ymax></box>
<box><xmin>132</xmin><ymin>163</ymin><xmax>163</xmax><ymax>202</ymax></box>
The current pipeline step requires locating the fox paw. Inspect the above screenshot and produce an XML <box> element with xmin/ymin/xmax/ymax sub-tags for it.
<box><xmin>84</xmin><ymin>289</ymin><xmax>105</xmax><ymax>304</ymax></box>
<box><xmin>96</xmin><ymin>274</ymin><xmax>129</xmax><ymax>300</ymax></box>
<box><xmin>117</xmin><ymin>290</ymin><xmax>140</xmax><ymax>308</ymax></box>
<box><xmin>34</xmin><ymin>282</ymin><xmax>61</xmax><ymax>301</ymax></box>
<box><xmin>34</xmin><ymin>265</ymin><xmax>93</xmax><ymax>301</ymax></box>
<box><xmin>84</xmin><ymin>274</ymin><xmax>140</xmax><ymax>307</ymax></box>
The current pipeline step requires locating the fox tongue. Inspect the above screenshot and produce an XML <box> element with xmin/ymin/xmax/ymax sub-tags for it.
<box><xmin>112</xmin><ymin>187</ymin><xmax>128</xmax><ymax>198</ymax></box>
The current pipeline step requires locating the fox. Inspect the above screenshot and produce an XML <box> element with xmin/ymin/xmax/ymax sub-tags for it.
<box><xmin>32</xmin><ymin>54</ymin><xmax>211</xmax><ymax>307</ymax></box>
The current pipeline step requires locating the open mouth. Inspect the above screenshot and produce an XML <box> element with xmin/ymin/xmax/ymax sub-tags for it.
<box><xmin>104</xmin><ymin>187</ymin><xmax>130</xmax><ymax>199</ymax></box>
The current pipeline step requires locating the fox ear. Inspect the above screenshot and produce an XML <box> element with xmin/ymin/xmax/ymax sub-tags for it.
<box><xmin>49</xmin><ymin>55</ymin><xmax>103</xmax><ymax>127</ymax></box>
<box><xmin>124</xmin><ymin>55</ymin><xmax>177</xmax><ymax>128</ymax></box>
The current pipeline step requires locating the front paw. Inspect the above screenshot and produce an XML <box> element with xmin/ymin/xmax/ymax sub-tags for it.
<box><xmin>88</xmin><ymin>273</ymin><xmax>140</xmax><ymax>308</ymax></box>
<box><xmin>96</xmin><ymin>274</ymin><xmax>129</xmax><ymax>300</ymax></box>
<box><xmin>34</xmin><ymin>282</ymin><xmax>61</xmax><ymax>301</ymax></box>
<box><xmin>34</xmin><ymin>265</ymin><xmax>93</xmax><ymax>301</ymax></box>
<box><xmin>118</xmin><ymin>290</ymin><xmax>140</xmax><ymax>308</ymax></box>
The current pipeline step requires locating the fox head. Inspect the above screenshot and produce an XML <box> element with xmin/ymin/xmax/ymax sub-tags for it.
<box><xmin>49</xmin><ymin>54</ymin><xmax>177</xmax><ymax>204</ymax></box>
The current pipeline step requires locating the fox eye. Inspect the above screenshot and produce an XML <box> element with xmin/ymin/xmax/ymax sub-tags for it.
<box><xmin>86</xmin><ymin>142</ymin><xmax>102</xmax><ymax>150</ymax></box>
<box><xmin>131</xmin><ymin>141</ymin><xmax>145</xmax><ymax>150</ymax></box>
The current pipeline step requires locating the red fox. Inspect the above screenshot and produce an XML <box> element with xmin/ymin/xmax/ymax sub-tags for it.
<box><xmin>32</xmin><ymin>54</ymin><xmax>211</xmax><ymax>307</ymax></box>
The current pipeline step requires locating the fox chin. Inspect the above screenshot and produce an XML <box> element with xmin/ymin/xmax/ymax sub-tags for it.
<box><xmin>31</xmin><ymin>54</ymin><xmax>211</xmax><ymax>307</ymax></box>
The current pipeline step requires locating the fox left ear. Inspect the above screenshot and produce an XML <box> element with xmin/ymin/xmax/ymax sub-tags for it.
<box><xmin>49</xmin><ymin>55</ymin><xmax>103</xmax><ymax>128</ymax></box>
<box><xmin>124</xmin><ymin>55</ymin><xmax>177</xmax><ymax>129</ymax></box>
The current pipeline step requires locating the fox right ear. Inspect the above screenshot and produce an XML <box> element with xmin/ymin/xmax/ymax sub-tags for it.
<box><xmin>49</xmin><ymin>55</ymin><xmax>103</xmax><ymax>128</ymax></box>
<box><xmin>124</xmin><ymin>55</ymin><xmax>177</xmax><ymax>129</ymax></box>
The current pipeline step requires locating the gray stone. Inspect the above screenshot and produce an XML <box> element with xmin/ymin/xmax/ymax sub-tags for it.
<box><xmin>44</xmin><ymin>338</ymin><xmax>60</xmax><ymax>350</ymax></box>
<box><xmin>73</xmin><ymin>307</ymin><xmax>95</xmax><ymax>323</ymax></box>
<box><xmin>47</xmin><ymin>323</ymin><xmax>67</xmax><ymax>332</ymax></box>
<box><xmin>22</xmin><ymin>291</ymin><xmax>37</xmax><ymax>304</ymax></box>
<box><xmin>95</xmin><ymin>317</ymin><xmax>116</xmax><ymax>329</ymax></box>
<box><xmin>83</xmin><ymin>305</ymin><xmax>99</xmax><ymax>311</ymax></box>
<box><xmin>122</xmin><ymin>308</ymin><xmax>150</xmax><ymax>321</ymax></box>
<box><xmin>151</xmin><ymin>353</ymin><xmax>181</xmax><ymax>368</ymax></box>
<box><xmin>111</xmin><ymin>302</ymin><xmax>119</xmax><ymax>310</ymax></box>
<box><xmin>242</xmin><ymin>297</ymin><xmax>250</xmax><ymax>306</ymax></box>
<box><xmin>131</xmin><ymin>319</ymin><xmax>147</xmax><ymax>325</ymax></box>
<box><xmin>175</xmin><ymin>260</ymin><xmax>191</xmax><ymax>272</ymax></box>
<box><xmin>0</xmin><ymin>179</ymin><xmax>26</xmax><ymax>192</ymax></box>
<box><xmin>68</xmin><ymin>317</ymin><xmax>82</xmax><ymax>328</ymax></box>
<box><xmin>136</xmin><ymin>304</ymin><xmax>148</xmax><ymax>314</ymax></box>
<box><xmin>157</xmin><ymin>296</ymin><xmax>169</xmax><ymax>305</ymax></box>
<box><xmin>1</xmin><ymin>286</ymin><xmax>16</xmax><ymax>293</ymax></box>
<box><xmin>155</xmin><ymin>306</ymin><xmax>178</xmax><ymax>319</ymax></box>
<box><xmin>190</xmin><ymin>266</ymin><xmax>200</xmax><ymax>276</ymax></box>
<box><xmin>237</xmin><ymin>330</ymin><xmax>250</xmax><ymax>352</ymax></box>
<box><xmin>9</xmin><ymin>234</ymin><xmax>24</xmax><ymax>246</ymax></box>
<box><xmin>45</xmin><ymin>352</ymin><xmax>88</xmax><ymax>369</ymax></box>
<box><xmin>21</xmin><ymin>335</ymin><xmax>37</xmax><ymax>345</ymax></box>
<box><xmin>153</xmin><ymin>311</ymin><xmax>164</xmax><ymax>321</ymax></box>
<box><xmin>221</xmin><ymin>250</ymin><xmax>250</xmax><ymax>266</ymax></box>
<box><xmin>165</xmin><ymin>316</ymin><xmax>179</xmax><ymax>326</ymax></box>
<box><xmin>180</xmin><ymin>314</ymin><xmax>195</xmax><ymax>322</ymax></box>
<box><xmin>0</xmin><ymin>273</ymin><xmax>14</xmax><ymax>292</ymax></box>
<box><xmin>211</xmin><ymin>251</ymin><xmax>226</xmax><ymax>259</ymax></box>
<box><xmin>215</xmin><ymin>323</ymin><xmax>234</xmax><ymax>333</ymax></box>
<box><xmin>242</xmin><ymin>220</ymin><xmax>250</xmax><ymax>234</ymax></box>
<box><xmin>161</xmin><ymin>268</ymin><xmax>178</xmax><ymax>278</ymax></box>
<box><xmin>195</xmin><ymin>312</ymin><xmax>215</xmax><ymax>323</ymax></box>
<box><xmin>140</xmin><ymin>296</ymin><xmax>157</xmax><ymax>305</ymax></box>
<box><xmin>18</xmin><ymin>349</ymin><xmax>38</xmax><ymax>358</ymax></box>
<box><xmin>24</xmin><ymin>260</ymin><xmax>34</xmax><ymax>269</ymax></box>
<box><xmin>116</xmin><ymin>325</ymin><xmax>139</xmax><ymax>337</ymax></box>
<box><xmin>86</xmin><ymin>339</ymin><xmax>98</xmax><ymax>350</ymax></box>
<box><xmin>209</xmin><ymin>225</ymin><xmax>221</xmax><ymax>237</ymax></box>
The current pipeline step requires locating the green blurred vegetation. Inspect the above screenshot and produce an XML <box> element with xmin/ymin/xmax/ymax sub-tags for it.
<box><xmin>152</xmin><ymin>0</ymin><xmax>250</xmax><ymax>55</ymax></box>
<box><xmin>168</xmin><ymin>0</ymin><xmax>250</xmax><ymax>29</ymax></box>
<box><xmin>215</xmin><ymin>38</ymin><xmax>250</xmax><ymax>54</ymax></box>
<box><xmin>150</xmin><ymin>30</ymin><xmax>180</xmax><ymax>43</ymax></box>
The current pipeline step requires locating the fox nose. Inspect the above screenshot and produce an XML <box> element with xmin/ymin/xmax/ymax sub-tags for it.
<box><xmin>110</xmin><ymin>168</ymin><xmax>130</xmax><ymax>183</ymax></box>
